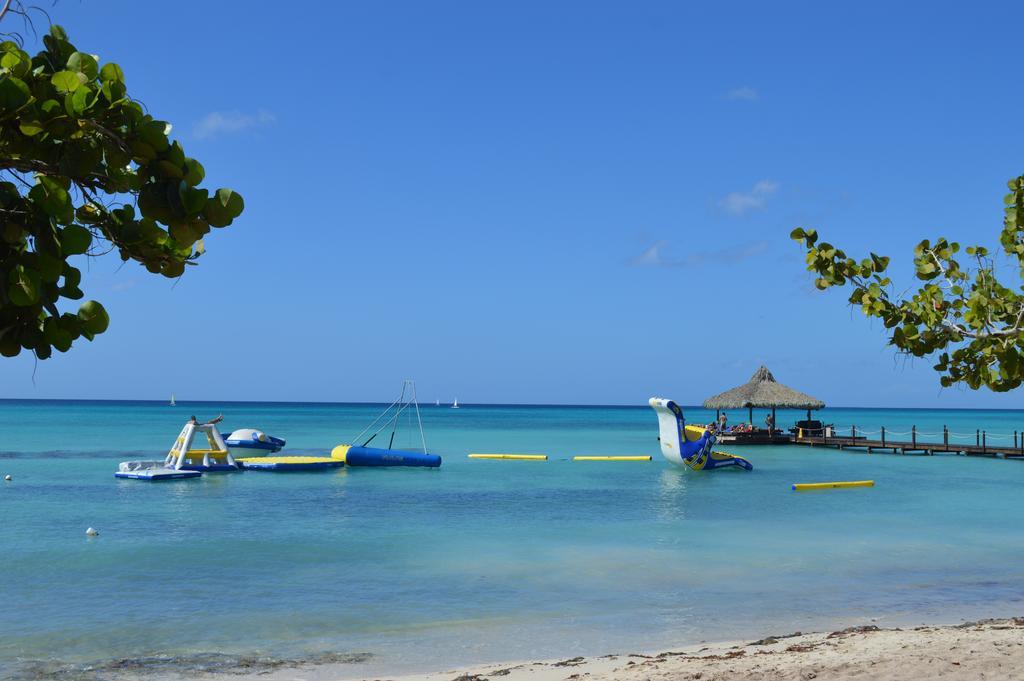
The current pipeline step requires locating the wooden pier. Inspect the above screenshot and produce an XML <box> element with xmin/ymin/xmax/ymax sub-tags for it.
<box><xmin>791</xmin><ymin>425</ymin><xmax>1024</xmax><ymax>459</ymax></box>
<box><xmin>716</xmin><ymin>430</ymin><xmax>793</xmax><ymax>445</ymax></box>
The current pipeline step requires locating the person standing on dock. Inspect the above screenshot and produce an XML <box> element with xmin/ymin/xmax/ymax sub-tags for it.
<box><xmin>765</xmin><ymin>412</ymin><xmax>775</xmax><ymax>435</ymax></box>
<box><xmin>718</xmin><ymin>412</ymin><xmax>728</xmax><ymax>432</ymax></box>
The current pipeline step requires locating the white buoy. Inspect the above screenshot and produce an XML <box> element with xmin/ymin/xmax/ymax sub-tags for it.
<box><xmin>85</xmin><ymin>527</ymin><xmax>99</xmax><ymax>536</ymax></box>
<box><xmin>3</xmin><ymin>474</ymin><xmax>10</xmax><ymax>481</ymax></box>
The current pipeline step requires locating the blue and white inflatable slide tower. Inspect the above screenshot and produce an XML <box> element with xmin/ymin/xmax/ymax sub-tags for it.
<box><xmin>648</xmin><ymin>397</ymin><xmax>753</xmax><ymax>471</ymax></box>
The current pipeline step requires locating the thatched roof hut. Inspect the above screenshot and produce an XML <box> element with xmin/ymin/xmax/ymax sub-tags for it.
<box><xmin>703</xmin><ymin>365</ymin><xmax>824</xmax><ymax>424</ymax></box>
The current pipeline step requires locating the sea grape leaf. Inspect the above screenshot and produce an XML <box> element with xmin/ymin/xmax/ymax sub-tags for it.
<box><xmin>0</xmin><ymin>27</ymin><xmax>243</xmax><ymax>360</ymax></box>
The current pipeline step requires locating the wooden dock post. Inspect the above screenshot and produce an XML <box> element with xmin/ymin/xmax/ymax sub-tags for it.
<box><xmin>983</xmin><ymin>430</ymin><xmax>987</xmax><ymax>454</ymax></box>
<box><xmin>881</xmin><ymin>426</ymin><xmax>886</xmax><ymax>448</ymax></box>
<box><xmin>944</xmin><ymin>425</ymin><xmax>948</xmax><ymax>448</ymax></box>
<box><xmin>912</xmin><ymin>425</ymin><xmax>917</xmax><ymax>449</ymax></box>
<box><xmin>1015</xmin><ymin>431</ymin><xmax>1018</xmax><ymax>450</ymax></box>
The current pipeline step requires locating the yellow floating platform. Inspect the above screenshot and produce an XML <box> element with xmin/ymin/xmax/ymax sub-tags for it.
<box><xmin>239</xmin><ymin>456</ymin><xmax>344</xmax><ymax>471</ymax></box>
<box><xmin>468</xmin><ymin>454</ymin><xmax>548</xmax><ymax>461</ymax></box>
<box><xmin>573</xmin><ymin>455</ymin><xmax>652</xmax><ymax>461</ymax></box>
<box><xmin>792</xmin><ymin>480</ymin><xmax>874</xmax><ymax>491</ymax></box>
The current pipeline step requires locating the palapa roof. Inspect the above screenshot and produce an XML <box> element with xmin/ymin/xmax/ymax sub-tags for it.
<box><xmin>703</xmin><ymin>366</ymin><xmax>825</xmax><ymax>410</ymax></box>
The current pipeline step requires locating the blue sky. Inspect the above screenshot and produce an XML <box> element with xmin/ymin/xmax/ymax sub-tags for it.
<box><xmin>1</xmin><ymin>1</ymin><xmax>1022</xmax><ymax>407</ymax></box>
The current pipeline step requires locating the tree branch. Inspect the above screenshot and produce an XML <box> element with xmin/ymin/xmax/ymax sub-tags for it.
<box><xmin>80</xmin><ymin>120</ymin><xmax>132</xmax><ymax>156</ymax></box>
<box><xmin>0</xmin><ymin>157</ymin><xmax>108</xmax><ymax>190</ymax></box>
<box><xmin>0</xmin><ymin>1</ymin><xmax>15</xmax><ymax>24</ymax></box>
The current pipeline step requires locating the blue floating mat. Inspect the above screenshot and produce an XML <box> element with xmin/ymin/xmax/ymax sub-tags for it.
<box><xmin>239</xmin><ymin>456</ymin><xmax>344</xmax><ymax>472</ymax></box>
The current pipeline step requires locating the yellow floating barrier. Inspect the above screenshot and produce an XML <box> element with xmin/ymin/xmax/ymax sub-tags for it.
<box><xmin>792</xmin><ymin>480</ymin><xmax>874</xmax><ymax>491</ymax></box>
<box><xmin>468</xmin><ymin>454</ymin><xmax>548</xmax><ymax>461</ymax></box>
<box><xmin>572</xmin><ymin>455</ymin><xmax>652</xmax><ymax>461</ymax></box>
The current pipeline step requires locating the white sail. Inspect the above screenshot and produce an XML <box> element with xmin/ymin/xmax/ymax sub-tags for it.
<box><xmin>170</xmin><ymin>394</ymin><xmax>176</xmax><ymax>406</ymax></box>
<box><xmin>452</xmin><ymin>398</ymin><xmax>459</xmax><ymax>409</ymax></box>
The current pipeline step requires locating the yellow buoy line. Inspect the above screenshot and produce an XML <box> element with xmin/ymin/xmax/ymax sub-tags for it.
<box><xmin>467</xmin><ymin>453</ymin><xmax>656</xmax><ymax>461</ymax></box>
<box><xmin>465</xmin><ymin>452</ymin><xmax>882</xmax><ymax>491</ymax></box>
<box><xmin>792</xmin><ymin>480</ymin><xmax>875</xmax><ymax>491</ymax></box>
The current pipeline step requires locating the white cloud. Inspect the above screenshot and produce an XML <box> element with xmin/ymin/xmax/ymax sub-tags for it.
<box><xmin>110</xmin><ymin>280</ymin><xmax>136</xmax><ymax>292</ymax></box>
<box><xmin>193</xmin><ymin>109</ymin><xmax>275</xmax><ymax>139</ymax></box>
<box><xmin>629</xmin><ymin>240</ymin><xmax>769</xmax><ymax>268</ymax></box>
<box><xmin>726</xmin><ymin>86</ymin><xmax>759</xmax><ymax>101</ymax></box>
<box><xmin>630</xmin><ymin>241</ymin><xmax>669</xmax><ymax>266</ymax></box>
<box><xmin>718</xmin><ymin>180</ymin><xmax>780</xmax><ymax>216</ymax></box>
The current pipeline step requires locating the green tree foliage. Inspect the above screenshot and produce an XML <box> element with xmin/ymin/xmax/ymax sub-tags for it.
<box><xmin>791</xmin><ymin>174</ymin><xmax>1024</xmax><ymax>392</ymax></box>
<box><xmin>0</xmin><ymin>24</ymin><xmax>243</xmax><ymax>359</ymax></box>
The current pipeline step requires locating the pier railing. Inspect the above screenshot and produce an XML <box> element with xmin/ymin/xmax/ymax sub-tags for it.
<box><xmin>791</xmin><ymin>424</ymin><xmax>1024</xmax><ymax>458</ymax></box>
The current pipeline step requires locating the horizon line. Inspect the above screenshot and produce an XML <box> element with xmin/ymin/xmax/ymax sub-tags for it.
<box><xmin>0</xmin><ymin>397</ymin><xmax>1020</xmax><ymax>413</ymax></box>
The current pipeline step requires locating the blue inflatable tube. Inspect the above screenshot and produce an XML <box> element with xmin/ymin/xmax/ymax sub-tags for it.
<box><xmin>332</xmin><ymin>444</ymin><xmax>442</xmax><ymax>467</ymax></box>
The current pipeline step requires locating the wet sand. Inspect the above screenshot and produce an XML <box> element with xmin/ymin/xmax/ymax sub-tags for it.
<box><xmin>252</xmin><ymin>617</ymin><xmax>1024</xmax><ymax>681</ymax></box>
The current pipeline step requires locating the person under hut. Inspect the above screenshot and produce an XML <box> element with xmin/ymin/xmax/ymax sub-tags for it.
<box><xmin>764</xmin><ymin>412</ymin><xmax>775</xmax><ymax>435</ymax></box>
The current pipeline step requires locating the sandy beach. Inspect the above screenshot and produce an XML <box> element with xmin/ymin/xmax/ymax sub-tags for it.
<box><xmin>264</xmin><ymin>617</ymin><xmax>1024</xmax><ymax>681</ymax></box>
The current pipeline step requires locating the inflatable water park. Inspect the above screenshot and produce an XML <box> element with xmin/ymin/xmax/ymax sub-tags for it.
<box><xmin>115</xmin><ymin>381</ymin><xmax>441</xmax><ymax>480</ymax></box>
<box><xmin>114</xmin><ymin>387</ymin><xmax>755</xmax><ymax>482</ymax></box>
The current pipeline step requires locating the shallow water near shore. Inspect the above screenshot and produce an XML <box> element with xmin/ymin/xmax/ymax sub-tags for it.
<box><xmin>2</xmin><ymin>400</ymin><xmax>1024</xmax><ymax>679</ymax></box>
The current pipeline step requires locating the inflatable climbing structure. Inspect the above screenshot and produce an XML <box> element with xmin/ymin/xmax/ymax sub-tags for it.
<box><xmin>648</xmin><ymin>397</ymin><xmax>753</xmax><ymax>471</ymax></box>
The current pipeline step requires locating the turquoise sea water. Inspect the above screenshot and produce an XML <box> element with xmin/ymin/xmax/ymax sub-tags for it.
<box><xmin>2</xmin><ymin>400</ymin><xmax>1024</xmax><ymax>679</ymax></box>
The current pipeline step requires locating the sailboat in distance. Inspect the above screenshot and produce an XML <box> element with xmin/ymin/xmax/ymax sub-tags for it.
<box><xmin>170</xmin><ymin>394</ymin><xmax>176</xmax><ymax>407</ymax></box>
<box><xmin>451</xmin><ymin>398</ymin><xmax>460</xmax><ymax>409</ymax></box>
<box><xmin>435</xmin><ymin>399</ymin><xmax>440</xmax><ymax>407</ymax></box>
